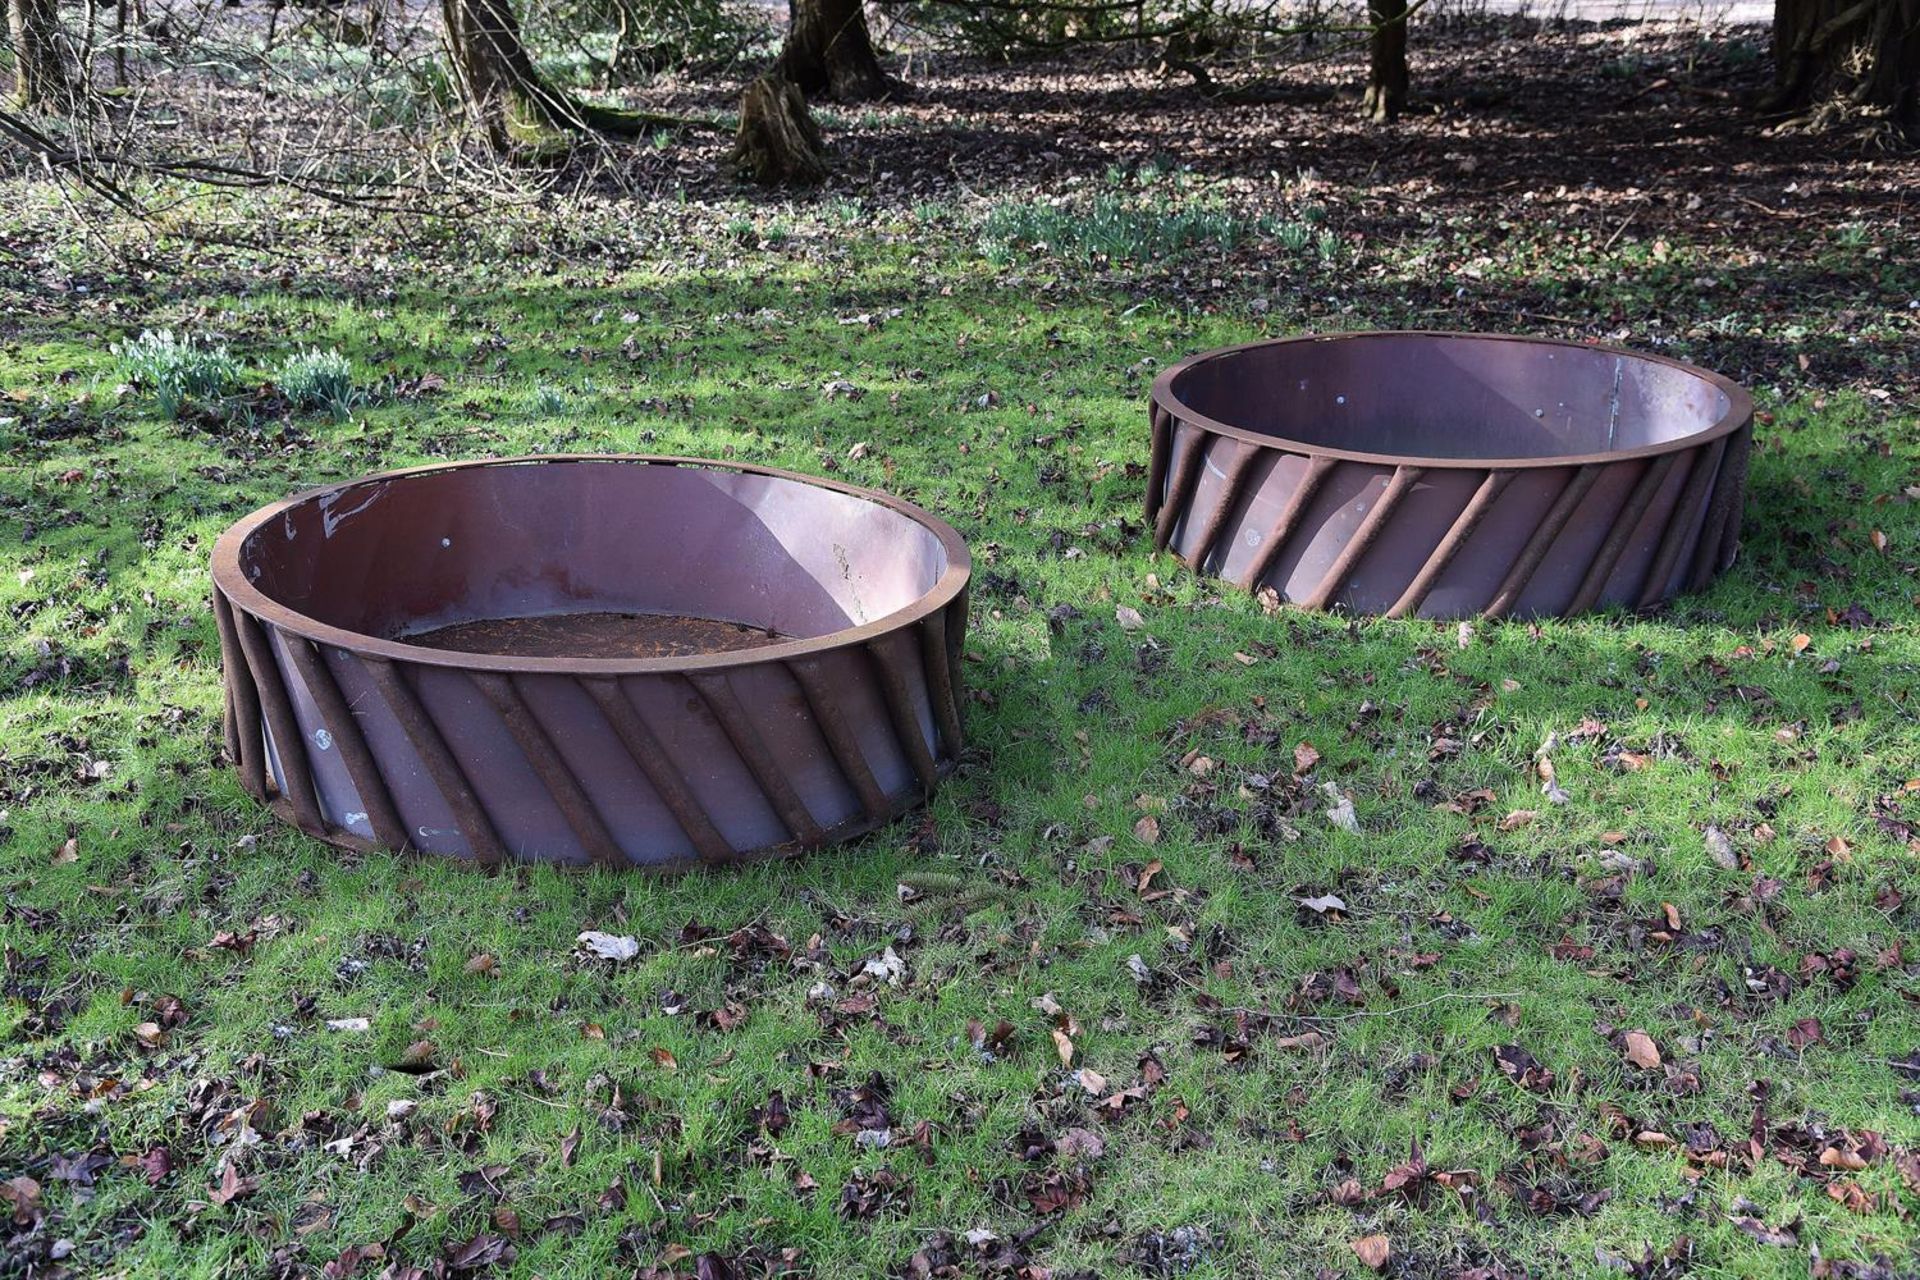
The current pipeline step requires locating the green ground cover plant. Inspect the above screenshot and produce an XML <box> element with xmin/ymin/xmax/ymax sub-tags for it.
<box><xmin>274</xmin><ymin>348</ymin><xmax>361</xmax><ymax>422</ymax></box>
<box><xmin>111</xmin><ymin>330</ymin><xmax>243</xmax><ymax>422</ymax></box>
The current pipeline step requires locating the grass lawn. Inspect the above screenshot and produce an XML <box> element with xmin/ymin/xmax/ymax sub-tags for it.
<box><xmin>3</xmin><ymin>165</ymin><xmax>1918</xmax><ymax>1279</ymax></box>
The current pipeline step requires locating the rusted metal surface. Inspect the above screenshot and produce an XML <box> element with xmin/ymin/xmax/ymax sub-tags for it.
<box><xmin>1147</xmin><ymin>332</ymin><xmax>1754</xmax><ymax>619</ymax></box>
<box><xmin>210</xmin><ymin>455</ymin><xmax>971</xmax><ymax>870</ymax></box>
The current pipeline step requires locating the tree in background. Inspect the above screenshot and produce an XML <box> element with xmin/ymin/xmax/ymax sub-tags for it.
<box><xmin>441</xmin><ymin>0</ymin><xmax>708</xmax><ymax>154</ymax></box>
<box><xmin>8</xmin><ymin>0</ymin><xmax>73</xmax><ymax>111</ymax></box>
<box><xmin>1769</xmin><ymin>0</ymin><xmax>1918</xmax><ymax>135</ymax></box>
<box><xmin>776</xmin><ymin>0</ymin><xmax>902</xmax><ymax>100</ymax></box>
<box><xmin>442</xmin><ymin>0</ymin><xmax>606</xmax><ymax>152</ymax></box>
<box><xmin>734</xmin><ymin>0</ymin><xmax>899</xmax><ymax>186</ymax></box>
<box><xmin>1363</xmin><ymin>0</ymin><xmax>1408</xmax><ymax>122</ymax></box>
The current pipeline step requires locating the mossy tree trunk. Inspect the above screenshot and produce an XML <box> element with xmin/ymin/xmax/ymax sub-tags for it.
<box><xmin>1770</xmin><ymin>0</ymin><xmax>1919</xmax><ymax>135</ymax></box>
<box><xmin>441</xmin><ymin>0</ymin><xmax>579</xmax><ymax>153</ymax></box>
<box><xmin>1362</xmin><ymin>0</ymin><xmax>1408</xmax><ymax>123</ymax></box>
<box><xmin>440</xmin><ymin>0</ymin><xmax>707</xmax><ymax>156</ymax></box>
<box><xmin>8</xmin><ymin>0</ymin><xmax>73</xmax><ymax>111</ymax></box>
<box><xmin>775</xmin><ymin>0</ymin><xmax>900</xmax><ymax>101</ymax></box>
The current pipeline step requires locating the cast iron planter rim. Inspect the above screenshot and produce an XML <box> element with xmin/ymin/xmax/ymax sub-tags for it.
<box><xmin>1151</xmin><ymin>330</ymin><xmax>1754</xmax><ymax>472</ymax></box>
<box><xmin>210</xmin><ymin>453</ymin><xmax>973</xmax><ymax>676</ymax></box>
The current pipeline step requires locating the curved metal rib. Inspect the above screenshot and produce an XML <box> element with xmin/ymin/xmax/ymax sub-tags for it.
<box><xmin>1152</xmin><ymin>424</ymin><xmax>1207</xmax><ymax>552</ymax></box>
<box><xmin>211</xmin><ymin>589</ymin><xmax>266</xmax><ymax>800</ymax></box>
<box><xmin>281</xmin><ymin>636</ymin><xmax>409</xmax><ymax>851</ymax></box>
<box><xmin>1386</xmin><ymin>469</ymin><xmax>1515</xmax><ymax>620</ymax></box>
<box><xmin>230</xmin><ymin>608</ymin><xmax>325</xmax><ymax>835</ymax></box>
<box><xmin>581</xmin><ymin>677</ymin><xmax>737</xmax><ymax>865</ymax></box>
<box><xmin>1565</xmin><ymin>452</ymin><xmax>1678</xmax><ymax>615</ymax></box>
<box><xmin>919</xmin><ymin>605</ymin><xmax>965</xmax><ymax>757</ymax></box>
<box><xmin>865</xmin><ymin>635</ymin><xmax>940</xmax><ymax>793</ymax></box>
<box><xmin>787</xmin><ymin>657</ymin><xmax>891</xmax><ymax>823</ymax></box>
<box><xmin>1481</xmin><ymin>463</ymin><xmax>1602</xmax><ymax>620</ymax></box>
<box><xmin>471</xmin><ymin>672</ymin><xmax>626</xmax><ymax>869</ymax></box>
<box><xmin>1298</xmin><ymin>465</ymin><xmax>1425</xmax><ymax>612</ymax></box>
<box><xmin>686</xmin><ymin>672</ymin><xmax>826</xmax><ymax>846</ymax></box>
<box><xmin>1636</xmin><ymin>437</ymin><xmax>1726</xmax><ymax>609</ymax></box>
<box><xmin>1184</xmin><ymin>444</ymin><xmax>1260</xmax><ymax>575</ymax></box>
<box><xmin>362</xmin><ymin>657</ymin><xmax>508</xmax><ymax>868</ymax></box>
<box><xmin>1234</xmin><ymin>454</ymin><xmax>1336</xmax><ymax>594</ymax></box>
<box><xmin>1703</xmin><ymin>426</ymin><xmax>1753</xmax><ymax>582</ymax></box>
<box><xmin>1145</xmin><ymin>404</ymin><xmax>1173</xmax><ymax>525</ymax></box>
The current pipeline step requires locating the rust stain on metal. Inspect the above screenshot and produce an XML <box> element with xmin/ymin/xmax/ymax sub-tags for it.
<box><xmin>210</xmin><ymin>455</ymin><xmax>970</xmax><ymax>870</ymax></box>
<box><xmin>1147</xmin><ymin>331</ymin><xmax>1754</xmax><ymax>619</ymax></box>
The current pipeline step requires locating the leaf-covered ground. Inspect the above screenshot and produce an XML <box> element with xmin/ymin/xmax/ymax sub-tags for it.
<box><xmin>4</xmin><ymin>19</ymin><xmax>1920</xmax><ymax>1280</ymax></box>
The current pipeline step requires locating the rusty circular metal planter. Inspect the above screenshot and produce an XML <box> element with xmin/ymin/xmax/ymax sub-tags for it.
<box><xmin>210</xmin><ymin>455</ymin><xmax>970</xmax><ymax>870</ymax></box>
<box><xmin>1147</xmin><ymin>332</ymin><xmax>1754</xmax><ymax>619</ymax></box>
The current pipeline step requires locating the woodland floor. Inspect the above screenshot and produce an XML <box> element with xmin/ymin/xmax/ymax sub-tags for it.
<box><xmin>2</xmin><ymin>15</ymin><xmax>1919</xmax><ymax>1280</ymax></box>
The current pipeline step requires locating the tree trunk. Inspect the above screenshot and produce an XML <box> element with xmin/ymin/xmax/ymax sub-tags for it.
<box><xmin>733</xmin><ymin>72</ymin><xmax>827</xmax><ymax>185</ymax></box>
<box><xmin>441</xmin><ymin>0</ymin><xmax>577</xmax><ymax>154</ymax></box>
<box><xmin>1362</xmin><ymin>0</ymin><xmax>1408</xmax><ymax>123</ymax></box>
<box><xmin>775</xmin><ymin>0</ymin><xmax>900</xmax><ymax>102</ymax></box>
<box><xmin>1770</xmin><ymin>0</ymin><xmax>1919</xmax><ymax>134</ymax></box>
<box><xmin>439</xmin><ymin>0</ymin><xmax>707</xmax><ymax>156</ymax></box>
<box><xmin>9</xmin><ymin>0</ymin><xmax>73</xmax><ymax>111</ymax></box>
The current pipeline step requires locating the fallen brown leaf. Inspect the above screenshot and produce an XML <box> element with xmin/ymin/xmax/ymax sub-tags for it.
<box><xmin>1351</xmin><ymin>1234</ymin><xmax>1391</xmax><ymax>1270</ymax></box>
<box><xmin>209</xmin><ymin>1162</ymin><xmax>258</xmax><ymax>1207</ymax></box>
<box><xmin>1137</xmin><ymin>859</ymin><xmax>1163</xmax><ymax>894</ymax></box>
<box><xmin>1623</xmin><ymin>1030</ymin><xmax>1662</xmax><ymax>1070</ymax></box>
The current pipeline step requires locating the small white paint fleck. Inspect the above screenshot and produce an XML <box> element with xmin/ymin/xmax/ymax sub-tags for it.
<box><xmin>345</xmin><ymin>812</ymin><xmax>368</xmax><ymax>825</ymax></box>
<box><xmin>313</xmin><ymin>728</ymin><xmax>334</xmax><ymax>750</ymax></box>
<box><xmin>1534</xmin><ymin>408</ymin><xmax>1545</xmax><ymax>418</ymax></box>
<box><xmin>1243</xmin><ymin>528</ymin><xmax>1261</xmax><ymax>547</ymax></box>
<box><xmin>1335</xmin><ymin>395</ymin><xmax>1346</xmax><ymax>405</ymax></box>
<box><xmin>441</xmin><ymin>537</ymin><xmax>452</xmax><ymax>548</ymax></box>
